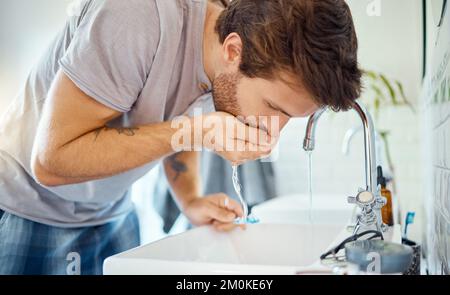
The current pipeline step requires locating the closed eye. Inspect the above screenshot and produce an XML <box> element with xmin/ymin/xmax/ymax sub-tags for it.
<box><xmin>265</xmin><ymin>101</ymin><xmax>277</xmax><ymax>111</ymax></box>
<box><xmin>265</xmin><ymin>100</ymin><xmax>292</xmax><ymax>118</ymax></box>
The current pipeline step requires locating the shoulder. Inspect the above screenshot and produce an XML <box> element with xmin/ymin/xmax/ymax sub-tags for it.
<box><xmin>73</xmin><ymin>0</ymin><xmax>161</xmax><ymax>50</ymax></box>
<box><xmin>85</xmin><ymin>0</ymin><xmax>161</xmax><ymax>31</ymax></box>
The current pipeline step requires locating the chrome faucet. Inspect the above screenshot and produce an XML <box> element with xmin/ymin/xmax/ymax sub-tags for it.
<box><xmin>303</xmin><ymin>101</ymin><xmax>386</xmax><ymax>234</ymax></box>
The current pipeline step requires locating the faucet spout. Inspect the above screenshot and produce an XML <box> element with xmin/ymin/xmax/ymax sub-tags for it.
<box><xmin>352</xmin><ymin>101</ymin><xmax>378</xmax><ymax>193</ymax></box>
<box><xmin>303</xmin><ymin>107</ymin><xmax>327</xmax><ymax>152</ymax></box>
<box><xmin>303</xmin><ymin>101</ymin><xmax>377</xmax><ymax>193</ymax></box>
<box><xmin>303</xmin><ymin>101</ymin><xmax>384</xmax><ymax>232</ymax></box>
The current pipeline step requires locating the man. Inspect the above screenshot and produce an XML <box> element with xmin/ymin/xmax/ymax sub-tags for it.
<box><xmin>0</xmin><ymin>0</ymin><xmax>361</xmax><ymax>274</ymax></box>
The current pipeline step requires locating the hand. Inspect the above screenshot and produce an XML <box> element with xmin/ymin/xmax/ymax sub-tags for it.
<box><xmin>182</xmin><ymin>193</ymin><xmax>246</xmax><ymax>232</ymax></box>
<box><xmin>201</xmin><ymin>112</ymin><xmax>278</xmax><ymax>165</ymax></box>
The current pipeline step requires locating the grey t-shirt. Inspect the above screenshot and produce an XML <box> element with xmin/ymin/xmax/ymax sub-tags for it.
<box><xmin>0</xmin><ymin>0</ymin><xmax>214</xmax><ymax>227</ymax></box>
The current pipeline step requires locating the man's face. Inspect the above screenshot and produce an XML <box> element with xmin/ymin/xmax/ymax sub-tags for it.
<box><xmin>212</xmin><ymin>71</ymin><xmax>320</xmax><ymax>135</ymax></box>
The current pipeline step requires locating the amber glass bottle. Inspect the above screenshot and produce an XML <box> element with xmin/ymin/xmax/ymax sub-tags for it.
<box><xmin>378</xmin><ymin>166</ymin><xmax>394</xmax><ymax>226</ymax></box>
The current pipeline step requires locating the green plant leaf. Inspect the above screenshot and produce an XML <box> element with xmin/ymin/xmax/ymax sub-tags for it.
<box><xmin>374</xmin><ymin>97</ymin><xmax>381</xmax><ymax>120</ymax></box>
<box><xmin>395</xmin><ymin>80</ymin><xmax>416</xmax><ymax>113</ymax></box>
<box><xmin>361</xmin><ymin>69</ymin><xmax>417</xmax><ymax>117</ymax></box>
<box><xmin>379</xmin><ymin>74</ymin><xmax>399</xmax><ymax>105</ymax></box>
<box><xmin>378</xmin><ymin>131</ymin><xmax>394</xmax><ymax>174</ymax></box>
<box><xmin>371</xmin><ymin>84</ymin><xmax>386</xmax><ymax>101</ymax></box>
<box><xmin>365</xmin><ymin>70</ymin><xmax>378</xmax><ymax>80</ymax></box>
<box><xmin>379</xmin><ymin>130</ymin><xmax>390</xmax><ymax>137</ymax></box>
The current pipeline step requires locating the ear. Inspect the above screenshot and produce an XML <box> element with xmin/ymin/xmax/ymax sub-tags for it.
<box><xmin>220</xmin><ymin>32</ymin><xmax>242</xmax><ymax>69</ymax></box>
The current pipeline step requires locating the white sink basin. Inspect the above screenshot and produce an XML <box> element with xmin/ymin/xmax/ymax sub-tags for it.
<box><xmin>104</xmin><ymin>223</ymin><xmax>344</xmax><ymax>275</ymax></box>
<box><xmin>252</xmin><ymin>194</ymin><xmax>354</xmax><ymax>225</ymax></box>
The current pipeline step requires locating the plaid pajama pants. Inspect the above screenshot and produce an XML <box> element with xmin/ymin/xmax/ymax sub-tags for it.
<box><xmin>0</xmin><ymin>209</ymin><xmax>140</xmax><ymax>275</ymax></box>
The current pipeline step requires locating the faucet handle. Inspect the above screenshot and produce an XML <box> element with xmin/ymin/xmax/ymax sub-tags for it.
<box><xmin>375</xmin><ymin>195</ymin><xmax>387</xmax><ymax>209</ymax></box>
<box><xmin>347</xmin><ymin>190</ymin><xmax>376</xmax><ymax>207</ymax></box>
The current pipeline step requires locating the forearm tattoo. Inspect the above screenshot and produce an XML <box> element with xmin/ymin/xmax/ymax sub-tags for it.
<box><xmin>93</xmin><ymin>126</ymin><xmax>139</xmax><ymax>141</ymax></box>
<box><xmin>167</xmin><ymin>153</ymin><xmax>188</xmax><ymax>181</ymax></box>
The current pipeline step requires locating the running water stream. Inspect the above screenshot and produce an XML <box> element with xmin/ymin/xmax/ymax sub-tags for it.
<box><xmin>232</xmin><ymin>165</ymin><xmax>259</xmax><ymax>224</ymax></box>
<box><xmin>307</xmin><ymin>151</ymin><xmax>314</xmax><ymax>223</ymax></box>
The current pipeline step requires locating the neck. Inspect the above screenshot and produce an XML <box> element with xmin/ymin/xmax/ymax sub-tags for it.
<box><xmin>203</xmin><ymin>2</ymin><xmax>223</xmax><ymax>83</ymax></box>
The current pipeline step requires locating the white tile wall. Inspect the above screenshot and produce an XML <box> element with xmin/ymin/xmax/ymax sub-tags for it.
<box><xmin>422</xmin><ymin>0</ymin><xmax>450</xmax><ymax>275</ymax></box>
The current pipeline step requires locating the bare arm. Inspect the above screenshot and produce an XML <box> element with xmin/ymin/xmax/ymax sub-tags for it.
<box><xmin>163</xmin><ymin>151</ymin><xmax>201</xmax><ymax>210</ymax></box>
<box><xmin>163</xmin><ymin>151</ymin><xmax>244</xmax><ymax>231</ymax></box>
<box><xmin>32</xmin><ymin>71</ymin><xmax>273</xmax><ymax>187</ymax></box>
<box><xmin>31</xmin><ymin>70</ymin><xmax>188</xmax><ymax>186</ymax></box>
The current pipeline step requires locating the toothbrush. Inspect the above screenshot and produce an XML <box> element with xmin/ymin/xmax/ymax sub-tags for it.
<box><xmin>403</xmin><ymin>211</ymin><xmax>415</xmax><ymax>239</ymax></box>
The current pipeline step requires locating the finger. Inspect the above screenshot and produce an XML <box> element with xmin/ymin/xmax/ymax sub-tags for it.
<box><xmin>243</xmin><ymin>118</ymin><xmax>272</xmax><ymax>147</ymax></box>
<box><xmin>212</xmin><ymin>221</ymin><xmax>236</xmax><ymax>232</ymax></box>
<box><xmin>266</xmin><ymin>133</ymin><xmax>280</xmax><ymax>146</ymax></box>
<box><xmin>222</xmin><ymin>196</ymin><xmax>244</xmax><ymax>218</ymax></box>
<box><xmin>234</xmin><ymin>121</ymin><xmax>272</xmax><ymax>146</ymax></box>
<box><xmin>208</xmin><ymin>203</ymin><xmax>236</xmax><ymax>223</ymax></box>
<box><xmin>234</xmin><ymin>149</ymin><xmax>272</xmax><ymax>163</ymax></box>
<box><xmin>245</xmin><ymin>141</ymin><xmax>272</xmax><ymax>154</ymax></box>
<box><xmin>210</xmin><ymin>194</ymin><xmax>244</xmax><ymax>218</ymax></box>
<box><xmin>230</xmin><ymin>159</ymin><xmax>247</xmax><ymax>166</ymax></box>
<box><xmin>212</xmin><ymin>221</ymin><xmax>246</xmax><ymax>232</ymax></box>
<box><xmin>257</xmin><ymin>128</ymin><xmax>272</xmax><ymax>147</ymax></box>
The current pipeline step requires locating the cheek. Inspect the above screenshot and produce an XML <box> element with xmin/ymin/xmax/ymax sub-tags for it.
<box><xmin>234</xmin><ymin>88</ymin><xmax>256</xmax><ymax>116</ymax></box>
<box><xmin>235</xmin><ymin>93</ymin><xmax>272</xmax><ymax>118</ymax></box>
<box><xmin>235</xmin><ymin>79</ymin><xmax>266</xmax><ymax>116</ymax></box>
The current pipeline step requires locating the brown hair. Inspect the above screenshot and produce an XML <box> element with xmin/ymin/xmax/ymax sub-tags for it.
<box><xmin>215</xmin><ymin>0</ymin><xmax>362</xmax><ymax>111</ymax></box>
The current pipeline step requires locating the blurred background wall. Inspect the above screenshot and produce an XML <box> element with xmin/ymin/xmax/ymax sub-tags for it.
<box><xmin>0</xmin><ymin>0</ymin><xmax>69</xmax><ymax>111</ymax></box>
